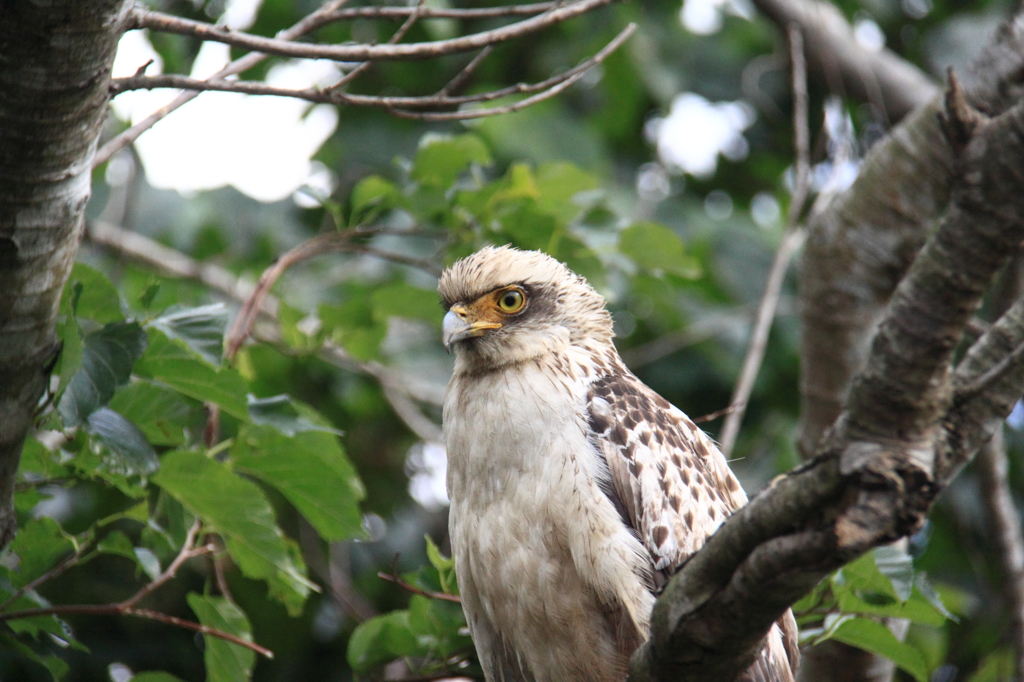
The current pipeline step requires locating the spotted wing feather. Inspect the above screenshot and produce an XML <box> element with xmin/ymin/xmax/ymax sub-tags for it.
<box><xmin>585</xmin><ymin>360</ymin><xmax>747</xmax><ymax>581</ymax></box>
<box><xmin>585</xmin><ymin>358</ymin><xmax>799</xmax><ymax>681</ymax></box>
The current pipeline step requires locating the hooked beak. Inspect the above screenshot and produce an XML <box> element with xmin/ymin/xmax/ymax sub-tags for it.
<box><xmin>442</xmin><ymin>305</ymin><xmax>501</xmax><ymax>353</ymax></box>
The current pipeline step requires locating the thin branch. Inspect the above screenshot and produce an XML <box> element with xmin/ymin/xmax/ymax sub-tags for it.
<box><xmin>0</xmin><ymin>544</ymin><xmax>91</xmax><ymax>611</ymax></box>
<box><xmin>691</xmin><ymin>402</ymin><xmax>746</xmax><ymax>425</ymax></box>
<box><xmin>0</xmin><ymin>604</ymin><xmax>273</xmax><ymax>658</ymax></box>
<box><xmin>127</xmin><ymin>0</ymin><xmax>615</xmax><ymax>63</ymax></box>
<box><xmin>260</xmin><ymin>2</ymin><xmax>561</xmax><ymax>22</ymax></box>
<box><xmin>719</xmin><ymin>26</ymin><xmax>810</xmax><ymax>457</ymax></box>
<box><xmin>976</xmin><ymin>428</ymin><xmax>1024</xmax><ymax>680</ymax></box>
<box><xmin>223</xmin><ymin>232</ymin><xmax>440</xmax><ymax>363</ymax></box>
<box><xmin>85</xmin><ymin>220</ymin><xmax>446</xmax><ymax>407</ymax></box>
<box><xmin>749</xmin><ymin>0</ymin><xmax>938</xmax><ymax>122</ymax></box>
<box><xmin>94</xmin><ymin>0</ymin><xmax>353</xmax><ymax>167</ymax></box>
<box><xmin>326</xmin><ymin>0</ymin><xmax>428</xmax><ymax>92</ymax></box>
<box><xmin>0</xmin><ymin>518</ymin><xmax>268</xmax><ymax>658</ymax></box>
<box><xmin>633</xmin><ymin>72</ymin><xmax>1024</xmax><ymax>682</ymax></box>
<box><xmin>377</xmin><ymin>571</ymin><xmax>462</xmax><ymax>603</ymax></box>
<box><xmin>109</xmin><ymin>24</ymin><xmax>637</xmax><ymax>122</ymax></box>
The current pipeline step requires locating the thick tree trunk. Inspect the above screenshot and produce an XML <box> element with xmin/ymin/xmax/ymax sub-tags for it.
<box><xmin>0</xmin><ymin>0</ymin><xmax>130</xmax><ymax>547</ymax></box>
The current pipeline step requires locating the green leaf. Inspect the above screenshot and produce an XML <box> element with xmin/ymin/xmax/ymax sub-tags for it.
<box><xmin>138</xmin><ymin>280</ymin><xmax>162</xmax><ymax>311</ymax></box>
<box><xmin>498</xmin><ymin>202</ymin><xmax>559</xmax><ymax>252</ymax></box>
<box><xmin>232</xmin><ymin>424</ymin><xmax>364</xmax><ymax>542</ymax></box>
<box><xmin>9</xmin><ymin>518</ymin><xmax>74</xmax><ymax>587</ymax></box>
<box><xmin>0</xmin><ymin>632</ymin><xmax>69</xmax><ymax>681</ymax></box>
<box><xmin>58</xmin><ymin>321</ymin><xmax>148</xmax><ymax>427</ymax></box>
<box><xmin>830</xmin><ymin>617</ymin><xmax>930</xmax><ymax>682</ymax></box>
<box><xmin>154</xmin><ymin>450</ymin><xmax>311</xmax><ymax>613</ymax></box>
<box><xmin>873</xmin><ymin>545</ymin><xmax>914</xmax><ymax>601</ymax></box>
<box><xmin>914</xmin><ymin>572</ymin><xmax>957</xmax><ymax>621</ymax></box>
<box><xmin>55</xmin><ymin>312</ymin><xmax>83</xmax><ymax>396</ymax></box>
<box><xmin>319</xmin><ymin>298</ymin><xmax>386</xmax><ymax>361</ymax></box>
<box><xmin>371</xmin><ymin>283</ymin><xmax>443</xmax><ymax>327</ymax></box>
<box><xmin>108</xmin><ymin>381</ymin><xmax>192</xmax><ymax>447</ymax></box>
<box><xmin>187</xmin><ymin>593</ymin><xmax>256</xmax><ymax>682</ymax></box>
<box><xmin>84</xmin><ymin>407</ymin><xmax>160</xmax><ymax>476</ymax></box>
<box><xmin>350</xmin><ymin>175</ymin><xmax>404</xmax><ymax>224</ymax></box>
<box><xmin>63</xmin><ymin>262</ymin><xmax>124</xmax><ymax>323</ymax></box>
<box><xmin>134</xmin><ymin>547</ymin><xmax>162</xmax><ymax>581</ymax></box>
<box><xmin>133</xmin><ymin>673</ymin><xmax>188</xmax><ymax>682</ymax></box>
<box><xmin>97</xmin><ymin>530</ymin><xmax>137</xmax><ymax>559</ymax></box>
<box><xmin>248</xmin><ymin>395</ymin><xmax>343</xmax><ymax>436</ymax></box>
<box><xmin>347</xmin><ymin>610</ymin><xmax>420</xmax><ymax>671</ymax></box>
<box><xmin>407</xmin><ymin>595</ymin><xmax>472</xmax><ymax>661</ymax></box>
<box><xmin>619</xmin><ymin>222</ymin><xmax>701</xmax><ymax>278</ymax></box>
<box><xmin>148</xmin><ymin>303</ymin><xmax>229</xmax><ymax>366</ymax></box>
<box><xmin>969</xmin><ymin>649</ymin><xmax>1015</xmax><ymax>682</ymax></box>
<box><xmin>134</xmin><ymin>330</ymin><xmax>249</xmax><ymax>420</ymax></box>
<box><xmin>535</xmin><ymin>162</ymin><xmax>599</xmax><ymax>221</ymax></box>
<box><xmin>412</xmin><ymin>133</ymin><xmax>492</xmax><ymax>187</ymax></box>
<box><xmin>425</xmin><ymin>535</ymin><xmax>455</xmax><ymax>595</ymax></box>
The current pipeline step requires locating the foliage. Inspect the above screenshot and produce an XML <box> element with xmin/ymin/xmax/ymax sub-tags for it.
<box><xmin>8</xmin><ymin>0</ymin><xmax>1021</xmax><ymax>678</ymax></box>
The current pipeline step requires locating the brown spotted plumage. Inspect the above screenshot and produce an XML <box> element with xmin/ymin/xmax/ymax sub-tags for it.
<box><xmin>440</xmin><ymin>246</ymin><xmax>798</xmax><ymax>682</ymax></box>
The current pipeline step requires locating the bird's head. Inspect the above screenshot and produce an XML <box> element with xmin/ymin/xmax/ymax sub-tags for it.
<box><xmin>438</xmin><ymin>245</ymin><xmax>612</xmax><ymax>370</ymax></box>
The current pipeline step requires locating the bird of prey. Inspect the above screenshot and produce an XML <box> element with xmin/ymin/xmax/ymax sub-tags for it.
<box><xmin>439</xmin><ymin>245</ymin><xmax>799</xmax><ymax>682</ymax></box>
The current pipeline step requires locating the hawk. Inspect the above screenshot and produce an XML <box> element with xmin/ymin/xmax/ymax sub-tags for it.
<box><xmin>440</xmin><ymin>246</ymin><xmax>798</xmax><ymax>682</ymax></box>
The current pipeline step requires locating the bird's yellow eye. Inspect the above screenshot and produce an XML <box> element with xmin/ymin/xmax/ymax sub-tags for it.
<box><xmin>496</xmin><ymin>288</ymin><xmax>526</xmax><ymax>313</ymax></box>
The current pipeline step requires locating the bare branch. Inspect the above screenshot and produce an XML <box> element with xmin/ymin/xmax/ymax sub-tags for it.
<box><xmin>121</xmin><ymin>519</ymin><xmax>210</xmax><ymax>609</ymax></box>
<box><xmin>0</xmin><ymin>518</ymin><xmax>267</xmax><ymax>658</ymax></box>
<box><xmin>109</xmin><ymin>24</ymin><xmax>637</xmax><ymax>123</ymax></box>
<box><xmin>797</xmin><ymin>7</ymin><xmax>1024</xmax><ymax>461</ymax></box>
<box><xmin>94</xmin><ymin>0</ymin><xmax>352</xmax><ymax>167</ymax></box>
<box><xmin>635</xmin><ymin>77</ymin><xmax>1024</xmax><ymax>682</ymax></box>
<box><xmin>128</xmin><ymin>0</ymin><xmax>615</xmax><ymax>63</ymax></box>
<box><xmin>749</xmin><ymin>0</ymin><xmax>938</xmax><ymax>122</ymax></box>
<box><xmin>719</xmin><ymin>25</ymin><xmax>810</xmax><ymax>456</ymax></box>
<box><xmin>377</xmin><ymin>570</ymin><xmax>462</xmax><ymax>603</ymax></box>
<box><xmin>0</xmin><ymin>604</ymin><xmax>273</xmax><ymax>658</ymax></box>
<box><xmin>976</xmin><ymin>429</ymin><xmax>1024</xmax><ymax>678</ymax></box>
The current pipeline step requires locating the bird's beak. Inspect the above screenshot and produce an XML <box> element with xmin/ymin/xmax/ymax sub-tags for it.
<box><xmin>442</xmin><ymin>304</ymin><xmax>501</xmax><ymax>353</ymax></box>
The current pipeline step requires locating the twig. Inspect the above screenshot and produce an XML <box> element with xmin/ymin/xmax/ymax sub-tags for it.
<box><xmin>109</xmin><ymin>24</ymin><xmax>636</xmax><ymax>122</ymax></box>
<box><xmin>85</xmin><ymin>220</ymin><xmax>446</xmax><ymax>406</ymax></box>
<box><xmin>127</xmin><ymin>0</ymin><xmax>615</xmax><ymax>64</ymax></box>
<box><xmin>377</xmin><ymin>571</ymin><xmax>462</xmax><ymax>603</ymax></box>
<box><xmin>94</xmin><ymin>0</ymin><xmax>352</xmax><ymax>167</ymax></box>
<box><xmin>0</xmin><ymin>518</ymin><xmax>269</xmax><ymax>657</ymax></box>
<box><xmin>326</xmin><ymin>0</ymin><xmax>427</xmax><ymax>93</ymax></box>
<box><xmin>718</xmin><ymin>25</ymin><xmax>810</xmax><ymax>457</ymax></box>
<box><xmin>223</xmin><ymin>232</ymin><xmax>439</xmax><ymax>363</ymax></box>
<box><xmin>976</xmin><ymin>428</ymin><xmax>1024</xmax><ymax>679</ymax></box>
<box><xmin>0</xmin><ymin>604</ymin><xmax>273</xmax><ymax>658</ymax></box>
<box><xmin>0</xmin><ymin>543</ymin><xmax>91</xmax><ymax>611</ymax></box>
<box><xmin>692</xmin><ymin>402</ymin><xmax>746</xmax><ymax>425</ymax></box>
<box><xmin>121</xmin><ymin>519</ymin><xmax>207</xmax><ymax>608</ymax></box>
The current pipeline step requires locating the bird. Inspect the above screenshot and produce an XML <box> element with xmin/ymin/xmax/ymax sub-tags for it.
<box><xmin>439</xmin><ymin>245</ymin><xmax>799</xmax><ymax>682</ymax></box>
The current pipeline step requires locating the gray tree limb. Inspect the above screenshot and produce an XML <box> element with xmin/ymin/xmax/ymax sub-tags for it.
<box><xmin>631</xmin><ymin>80</ymin><xmax>1024</xmax><ymax>682</ymax></box>
<box><xmin>749</xmin><ymin>0</ymin><xmax>938</xmax><ymax>122</ymax></box>
<box><xmin>0</xmin><ymin>0</ymin><xmax>132</xmax><ymax>548</ymax></box>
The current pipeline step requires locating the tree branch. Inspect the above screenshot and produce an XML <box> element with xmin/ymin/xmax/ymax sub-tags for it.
<box><xmin>0</xmin><ymin>0</ymin><xmax>133</xmax><ymax>550</ymax></box>
<box><xmin>127</xmin><ymin>0</ymin><xmax>615</xmax><ymax>63</ymax></box>
<box><xmin>109</xmin><ymin>24</ymin><xmax>636</xmax><ymax>122</ymax></box>
<box><xmin>719</xmin><ymin>25</ymin><xmax>810</xmax><ymax>457</ymax></box>
<box><xmin>633</xmin><ymin>80</ymin><xmax>1024</xmax><ymax>682</ymax></box>
<box><xmin>94</xmin><ymin>0</ymin><xmax>353</xmax><ymax>167</ymax></box>
<box><xmin>749</xmin><ymin>0</ymin><xmax>938</xmax><ymax>122</ymax></box>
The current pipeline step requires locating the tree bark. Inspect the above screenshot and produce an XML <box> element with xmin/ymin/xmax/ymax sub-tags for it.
<box><xmin>0</xmin><ymin>0</ymin><xmax>132</xmax><ymax>547</ymax></box>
